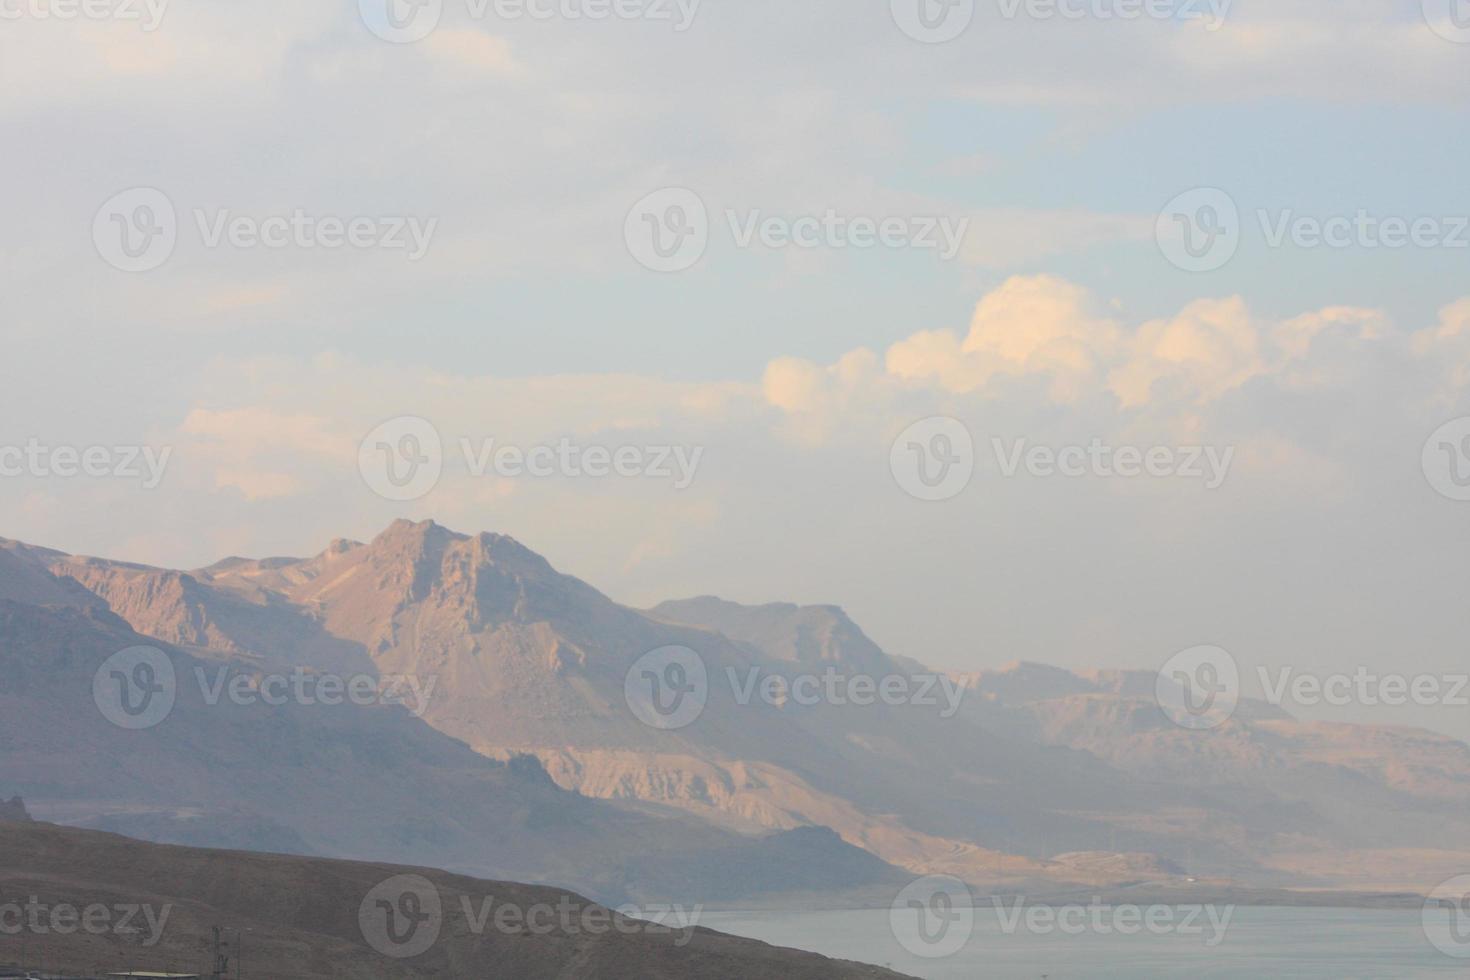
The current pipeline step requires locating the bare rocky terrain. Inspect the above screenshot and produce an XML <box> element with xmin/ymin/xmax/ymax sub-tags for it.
<box><xmin>0</xmin><ymin>537</ymin><xmax>909</xmax><ymax>908</ymax></box>
<box><xmin>4</xmin><ymin>519</ymin><xmax>1469</xmax><ymax>904</ymax></box>
<box><xmin>0</xmin><ymin>820</ymin><xmax>912</xmax><ymax>979</ymax></box>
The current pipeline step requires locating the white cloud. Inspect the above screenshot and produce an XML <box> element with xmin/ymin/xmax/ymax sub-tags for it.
<box><xmin>1109</xmin><ymin>297</ymin><xmax>1265</xmax><ymax>409</ymax></box>
<box><xmin>1413</xmin><ymin>298</ymin><xmax>1470</xmax><ymax>394</ymax></box>
<box><xmin>888</xmin><ymin>275</ymin><xmax>1121</xmax><ymax>402</ymax></box>
<box><xmin>773</xmin><ymin>276</ymin><xmax>1421</xmax><ymax>421</ymax></box>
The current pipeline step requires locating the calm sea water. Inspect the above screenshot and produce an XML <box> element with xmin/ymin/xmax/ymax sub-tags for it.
<box><xmin>700</xmin><ymin>906</ymin><xmax>1469</xmax><ymax>979</ymax></box>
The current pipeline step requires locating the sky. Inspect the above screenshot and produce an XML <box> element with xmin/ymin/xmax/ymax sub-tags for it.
<box><xmin>3</xmin><ymin>0</ymin><xmax>1470</xmax><ymax>739</ymax></box>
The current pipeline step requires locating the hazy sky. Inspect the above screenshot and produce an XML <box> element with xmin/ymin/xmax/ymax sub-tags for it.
<box><xmin>4</xmin><ymin>0</ymin><xmax>1470</xmax><ymax>738</ymax></box>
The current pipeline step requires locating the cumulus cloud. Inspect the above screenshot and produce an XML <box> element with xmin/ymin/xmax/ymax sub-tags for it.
<box><xmin>1413</xmin><ymin>298</ymin><xmax>1470</xmax><ymax>395</ymax></box>
<box><xmin>888</xmin><ymin>275</ymin><xmax>1120</xmax><ymax>402</ymax></box>
<box><xmin>152</xmin><ymin>278</ymin><xmax>1470</xmax><ymax>531</ymax></box>
<box><xmin>770</xmin><ymin>276</ymin><xmax>1427</xmax><ymax>422</ymax></box>
<box><xmin>1109</xmin><ymin>297</ymin><xmax>1265</xmax><ymax>408</ymax></box>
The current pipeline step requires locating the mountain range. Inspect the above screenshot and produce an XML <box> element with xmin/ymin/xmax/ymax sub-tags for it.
<box><xmin>3</xmin><ymin>519</ymin><xmax>1468</xmax><ymax>901</ymax></box>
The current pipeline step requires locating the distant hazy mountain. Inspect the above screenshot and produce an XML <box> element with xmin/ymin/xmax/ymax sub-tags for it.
<box><xmin>955</xmin><ymin>662</ymin><xmax>1470</xmax><ymax>889</ymax></box>
<box><xmin>8</xmin><ymin>520</ymin><xmax>1470</xmax><ymax>897</ymax></box>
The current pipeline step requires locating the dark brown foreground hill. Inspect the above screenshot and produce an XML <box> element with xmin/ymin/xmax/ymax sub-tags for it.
<box><xmin>0</xmin><ymin>821</ymin><xmax>912</xmax><ymax>979</ymax></box>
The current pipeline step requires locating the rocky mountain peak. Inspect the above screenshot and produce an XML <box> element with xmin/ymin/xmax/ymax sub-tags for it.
<box><xmin>363</xmin><ymin>521</ymin><xmax>556</xmax><ymax>582</ymax></box>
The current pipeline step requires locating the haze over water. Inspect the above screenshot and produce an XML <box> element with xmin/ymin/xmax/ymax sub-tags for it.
<box><xmin>702</xmin><ymin>907</ymin><xmax>1467</xmax><ymax>979</ymax></box>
